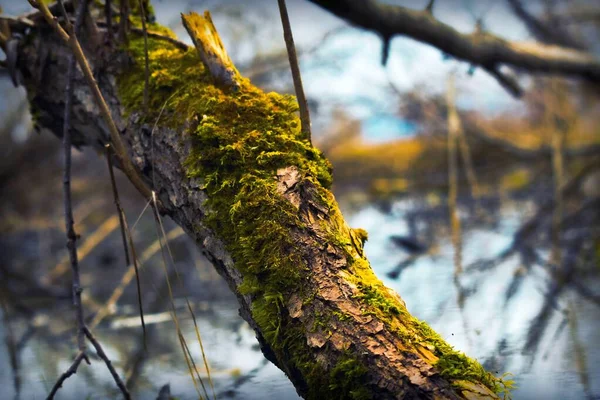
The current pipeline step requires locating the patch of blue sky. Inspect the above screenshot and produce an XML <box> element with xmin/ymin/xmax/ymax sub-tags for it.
<box><xmin>361</xmin><ymin>114</ymin><xmax>417</xmax><ymax>143</ymax></box>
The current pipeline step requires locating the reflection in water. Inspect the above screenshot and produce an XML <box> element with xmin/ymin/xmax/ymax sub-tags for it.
<box><xmin>1</xmin><ymin>194</ymin><xmax>598</xmax><ymax>399</ymax></box>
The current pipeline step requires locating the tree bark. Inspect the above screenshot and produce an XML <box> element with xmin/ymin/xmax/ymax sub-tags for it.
<box><xmin>13</xmin><ymin>10</ymin><xmax>507</xmax><ymax>400</ymax></box>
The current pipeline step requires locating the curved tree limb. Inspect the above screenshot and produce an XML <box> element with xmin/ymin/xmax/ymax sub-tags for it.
<box><xmin>14</xmin><ymin>7</ymin><xmax>509</xmax><ymax>400</ymax></box>
<box><xmin>307</xmin><ymin>0</ymin><xmax>600</xmax><ymax>96</ymax></box>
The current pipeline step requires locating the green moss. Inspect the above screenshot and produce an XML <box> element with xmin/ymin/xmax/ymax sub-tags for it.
<box><xmin>117</xmin><ymin>21</ymin><xmax>510</xmax><ymax>399</ymax></box>
<box><xmin>328</xmin><ymin>356</ymin><xmax>372</xmax><ymax>400</ymax></box>
<box><xmin>353</xmin><ymin>282</ymin><xmax>401</xmax><ymax>316</ymax></box>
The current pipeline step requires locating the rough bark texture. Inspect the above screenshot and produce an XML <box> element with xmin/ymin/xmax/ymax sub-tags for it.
<box><xmin>14</xmin><ymin>13</ymin><xmax>506</xmax><ymax>400</ymax></box>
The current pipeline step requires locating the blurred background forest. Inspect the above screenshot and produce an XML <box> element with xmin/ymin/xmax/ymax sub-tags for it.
<box><xmin>0</xmin><ymin>0</ymin><xmax>599</xmax><ymax>399</ymax></box>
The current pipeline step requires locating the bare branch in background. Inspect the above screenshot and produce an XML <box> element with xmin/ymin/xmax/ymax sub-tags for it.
<box><xmin>277</xmin><ymin>0</ymin><xmax>312</xmax><ymax>142</ymax></box>
<box><xmin>446</xmin><ymin>74</ymin><xmax>463</xmax><ymax>276</ymax></box>
<box><xmin>83</xmin><ymin>327</ymin><xmax>131</xmax><ymax>399</ymax></box>
<box><xmin>46</xmin><ymin>352</ymin><xmax>87</xmax><ymax>399</ymax></box>
<box><xmin>308</xmin><ymin>0</ymin><xmax>600</xmax><ymax>97</ymax></box>
<box><xmin>506</xmin><ymin>0</ymin><xmax>585</xmax><ymax>50</ymax></box>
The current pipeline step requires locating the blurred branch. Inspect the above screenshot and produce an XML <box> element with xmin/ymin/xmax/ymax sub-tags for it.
<box><xmin>467</xmin><ymin>160</ymin><xmax>600</xmax><ymax>273</ymax></box>
<box><xmin>446</xmin><ymin>74</ymin><xmax>463</xmax><ymax>276</ymax></box>
<box><xmin>506</xmin><ymin>0</ymin><xmax>585</xmax><ymax>50</ymax></box>
<box><xmin>308</xmin><ymin>0</ymin><xmax>600</xmax><ymax>96</ymax></box>
<box><xmin>558</xmin><ymin>7</ymin><xmax>600</xmax><ymax>24</ymax></box>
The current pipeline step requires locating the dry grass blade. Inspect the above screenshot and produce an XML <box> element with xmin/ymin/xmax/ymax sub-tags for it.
<box><xmin>89</xmin><ymin>227</ymin><xmax>184</xmax><ymax>330</ymax></box>
<box><xmin>153</xmin><ymin>197</ymin><xmax>216</xmax><ymax>399</ymax></box>
<box><xmin>105</xmin><ymin>144</ymin><xmax>147</xmax><ymax>348</ymax></box>
<box><xmin>178</xmin><ymin>329</ymin><xmax>205</xmax><ymax>399</ymax></box>
<box><xmin>44</xmin><ymin>215</ymin><xmax>121</xmax><ymax>283</ymax></box>
<box><xmin>150</xmin><ymin>192</ymin><xmax>208</xmax><ymax>399</ymax></box>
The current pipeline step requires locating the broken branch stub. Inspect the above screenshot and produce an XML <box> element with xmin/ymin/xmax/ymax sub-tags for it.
<box><xmin>181</xmin><ymin>11</ymin><xmax>241</xmax><ymax>90</ymax></box>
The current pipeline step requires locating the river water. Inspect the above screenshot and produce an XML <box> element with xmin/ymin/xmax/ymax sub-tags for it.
<box><xmin>1</xmin><ymin>194</ymin><xmax>598</xmax><ymax>400</ymax></box>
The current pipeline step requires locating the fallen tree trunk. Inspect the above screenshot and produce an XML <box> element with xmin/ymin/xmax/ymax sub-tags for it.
<box><xmin>13</xmin><ymin>8</ymin><xmax>509</xmax><ymax>400</ymax></box>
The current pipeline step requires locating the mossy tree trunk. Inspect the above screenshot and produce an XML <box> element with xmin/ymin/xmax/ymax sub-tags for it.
<box><xmin>14</xmin><ymin>9</ymin><xmax>509</xmax><ymax>400</ymax></box>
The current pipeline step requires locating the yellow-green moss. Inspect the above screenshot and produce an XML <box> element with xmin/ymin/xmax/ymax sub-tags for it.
<box><xmin>117</xmin><ymin>25</ymin><xmax>510</xmax><ymax>399</ymax></box>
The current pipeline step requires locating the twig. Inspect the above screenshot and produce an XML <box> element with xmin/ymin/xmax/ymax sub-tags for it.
<box><xmin>58</xmin><ymin>0</ymin><xmax>86</xmax><ymax>357</ymax></box>
<box><xmin>87</xmin><ymin>20</ymin><xmax>189</xmax><ymax>50</ymax></box>
<box><xmin>483</xmin><ymin>65</ymin><xmax>523</xmax><ymax>97</ymax></box>
<box><xmin>46</xmin><ymin>352</ymin><xmax>88</xmax><ymax>400</ymax></box>
<box><xmin>137</xmin><ymin>0</ymin><xmax>149</xmax><ymax>112</ymax></box>
<box><xmin>277</xmin><ymin>0</ymin><xmax>312</xmax><ymax>142</ymax></box>
<box><xmin>105</xmin><ymin>144</ymin><xmax>147</xmax><ymax>347</ymax></box>
<box><xmin>29</xmin><ymin>2</ymin><xmax>132</xmax><ymax>398</ymax></box>
<box><xmin>44</xmin><ymin>2</ymin><xmax>91</xmax><ymax>397</ymax></box>
<box><xmin>83</xmin><ymin>327</ymin><xmax>131</xmax><ymax>399</ymax></box>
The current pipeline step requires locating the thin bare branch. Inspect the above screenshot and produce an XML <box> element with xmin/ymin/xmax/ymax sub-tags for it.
<box><xmin>278</xmin><ymin>0</ymin><xmax>312</xmax><ymax>142</ymax></box>
<box><xmin>506</xmin><ymin>0</ymin><xmax>585</xmax><ymax>50</ymax></box>
<box><xmin>57</xmin><ymin>0</ymin><xmax>86</xmax><ymax>357</ymax></box>
<box><xmin>83</xmin><ymin>327</ymin><xmax>131</xmax><ymax>399</ymax></box>
<box><xmin>484</xmin><ymin>66</ymin><xmax>523</xmax><ymax>97</ymax></box>
<box><xmin>46</xmin><ymin>352</ymin><xmax>88</xmax><ymax>400</ymax></box>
